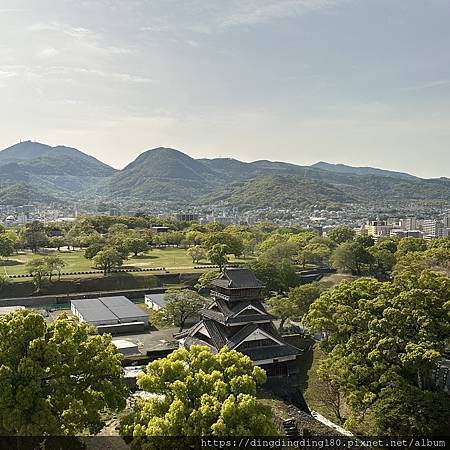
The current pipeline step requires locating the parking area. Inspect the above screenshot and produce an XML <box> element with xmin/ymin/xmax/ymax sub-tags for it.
<box><xmin>114</xmin><ymin>328</ymin><xmax>179</xmax><ymax>353</ymax></box>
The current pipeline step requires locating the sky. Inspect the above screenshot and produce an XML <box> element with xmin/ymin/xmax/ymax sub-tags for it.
<box><xmin>0</xmin><ymin>0</ymin><xmax>449</xmax><ymax>178</ymax></box>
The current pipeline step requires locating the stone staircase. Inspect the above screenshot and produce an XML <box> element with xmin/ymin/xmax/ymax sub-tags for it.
<box><xmin>282</xmin><ymin>418</ymin><xmax>300</xmax><ymax>439</ymax></box>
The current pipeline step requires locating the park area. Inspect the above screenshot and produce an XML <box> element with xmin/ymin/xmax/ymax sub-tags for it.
<box><xmin>1</xmin><ymin>247</ymin><xmax>252</xmax><ymax>279</ymax></box>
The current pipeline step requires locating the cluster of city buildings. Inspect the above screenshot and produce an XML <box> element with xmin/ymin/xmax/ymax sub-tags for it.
<box><xmin>356</xmin><ymin>215</ymin><xmax>450</xmax><ymax>241</ymax></box>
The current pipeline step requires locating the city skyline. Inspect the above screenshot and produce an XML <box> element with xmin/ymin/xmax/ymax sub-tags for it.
<box><xmin>1</xmin><ymin>0</ymin><xmax>450</xmax><ymax>178</ymax></box>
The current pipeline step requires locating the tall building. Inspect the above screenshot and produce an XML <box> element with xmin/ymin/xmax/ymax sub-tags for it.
<box><xmin>422</xmin><ymin>219</ymin><xmax>443</xmax><ymax>237</ymax></box>
<box><xmin>365</xmin><ymin>220</ymin><xmax>392</xmax><ymax>237</ymax></box>
<box><xmin>400</xmin><ymin>217</ymin><xmax>418</xmax><ymax>230</ymax></box>
<box><xmin>176</xmin><ymin>213</ymin><xmax>199</xmax><ymax>222</ymax></box>
<box><xmin>177</xmin><ymin>268</ymin><xmax>301</xmax><ymax>379</ymax></box>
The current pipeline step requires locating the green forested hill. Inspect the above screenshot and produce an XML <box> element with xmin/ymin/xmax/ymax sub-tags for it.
<box><xmin>0</xmin><ymin>142</ymin><xmax>449</xmax><ymax>208</ymax></box>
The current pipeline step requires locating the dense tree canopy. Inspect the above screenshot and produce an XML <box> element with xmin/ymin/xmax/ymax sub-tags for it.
<box><xmin>120</xmin><ymin>346</ymin><xmax>277</xmax><ymax>440</ymax></box>
<box><xmin>305</xmin><ymin>270</ymin><xmax>450</xmax><ymax>435</ymax></box>
<box><xmin>0</xmin><ymin>310</ymin><xmax>127</xmax><ymax>435</ymax></box>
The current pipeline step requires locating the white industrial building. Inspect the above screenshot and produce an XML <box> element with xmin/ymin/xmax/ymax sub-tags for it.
<box><xmin>144</xmin><ymin>293</ymin><xmax>166</xmax><ymax>311</ymax></box>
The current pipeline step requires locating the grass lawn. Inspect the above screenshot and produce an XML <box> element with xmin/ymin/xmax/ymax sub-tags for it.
<box><xmin>319</xmin><ymin>273</ymin><xmax>358</xmax><ymax>288</ymax></box>
<box><xmin>1</xmin><ymin>247</ymin><xmax>254</xmax><ymax>278</ymax></box>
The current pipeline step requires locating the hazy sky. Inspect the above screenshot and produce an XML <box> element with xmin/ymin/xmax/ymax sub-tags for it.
<box><xmin>1</xmin><ymin>0</ymin><xmax>449</xmax><ymax>178</ymax></box>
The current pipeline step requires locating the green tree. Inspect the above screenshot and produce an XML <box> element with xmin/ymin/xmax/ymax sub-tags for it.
<box><xmin>331</xmin><ymin>241</ymin><xmax>374</xmax><ymax>275</ymax></box>
<box><xmin>369</xmin><ymin>246</ymin><xmax>396</xmax><ymax>276</ymax></box>
<box><xmin>165</xmin><ymin>231</ymin><xmax>184</xmax><ymax>247</ymax></box>
<box><xmin>262</xmin><ymin>242</ymin><xmax>299</xmax><ymax>264</ymax></box>
<box><xmin>85</xmin><ymin>242</ymin><xmax>105</xmax><ymax>259</ymax></box>
<box><xmin>297</xmin><ymin>243</ymin><xmax>331</xmax><ymax>268</ymax></box>
<box><xmin>151</xmin><ymin>289</ymin><xmax>209</xmax><ymax>332</ymax></box>
<box><xmin>0</xmin><ymin>310</ymin><xmax>127</xmax><ymax>435</ymax></box>
<box><xmin>120</xmin><ymin>346</ymin><xmax>277</xmax><ymax>440</ymax></box>
<box><xmin>45</xmin><ymin>254</ymin><xmax>66</xmax><ymax>282</ymax></box>
<box><xmin>305</xmin><ymin>271</ymin><xmax>450</xmax><ymax>435</ymax></box>
<box><xmin>65</xmin><ymin>226</ymin><xmax>82</xmax><ymax>250</ymax></box>
<box><xmin>0</xmin><ymin>234</ymin><xmax>15</xmax><ymax>260</ymax></box>
<box><xmin>276</xmin><ymin>258</ymin><xmax>299</xmax><ymax>293</ymax></box>
<box><xmin>327</xmin><ymin>225</ymin><xmax>355</xmax><ymax>245</ymax></box>
<box><xmin>195</xmin><ymin>270</ymin><xmax>220</xmax><ymax>291</ymax></box>
<box><xmin>267</xmin><ymin>295</ymin><xmax>296</xmax><ymax>331</ymax></box>
<box><xmin>125</xmin><ymin>237</ymin><xmax>148</xmax><ymax>256</ymax></box>
<box><xmin>376</xmin><ymin>237</ymin><xmax>398</xmax><ymax>254</ymax></box>
<box><xmin>187</xmin><ymin>245</ymin><xmax>206</xmax><ymax>263</ymax></box>
<box><xmin>19</xmin><ymin>221</ymin><xmax>49</xmax><ymax>253</ymax></box>
<box><xmin>108</xmin><ymin>223</ymin><xmax>129</xmax><ymax>236</ymax></box>
<box><xmin>26</xmin><ymin>257</ymin><xmax>50</xmax><ymax>292</ymax></box>
<box><xmin>287</xmin><ymin>282</ymin><xmax>325</xmax><ymax>319</ymax></box>
<box><xmin>354</xmin><ymin>235</ymin><xmax>375</xmax><ymax>248</ymax></box>
<box><xmin>396</xmin><ymin>237</ymin><xmax>427</xmax><ymax>257</ymax></box>
<box><xmin>203</xmin><ymin>232</ymin><xmax>244</xmax><ymax>257</ymax></box>
<box><xmin>208</xmin><ymin>244</ymin><xmax>228</xmax><ymax>271</ymax></box>
<box><xmin>249</xmin><ymin>257</ymin><xmax>298</xmax><ymax>294</ymax></box>
<box><xmin>93</xmin><ymin>248</ymin><xmax>124</xmax><ymax>275</ymax></box>
<box><xmin>49</xmin><ymin>236</ymin><xmax>66</xmax><ymax>251</ymax></box>
<box><xmin>258</xmin><ymin>234</ymin><xmax>290</xmax><ymax>253</ymax></box>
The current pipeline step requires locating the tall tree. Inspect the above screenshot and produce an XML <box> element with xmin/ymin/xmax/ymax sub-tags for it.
<box><xmin>124</xmin><ymin>237</ymin><xmax>148</xmax><ymax>256</ymax></box>
<box><xmin>187</xmin><ymin>245</ymin><xmax>206</xmax><ymax>263</ymax></box>
<box><xmin>331</xmin><ymin>241</ymin><xmax>374</xmax><ymax>275</ymax></box>
<box><xmin>0</xmin><ymin>235</ymin><xmax>15</xmax><ymax>260</ymax></box>
<box><xmin>327</xmin><ymin>225</ymin><xmax>355</xmax><ymax>245</ymax></box>
<box><xmin>194</xmin><ymin>270</ymin><xmax>221</xmax><ymax>291</ymax></box>
<box><xmin>151</xmin><ymin>289</ymin><xmax>209</xmax><ymax>332</ymax></box>
<box><xmin>26</xmin><ymin>258</ymin><xmax>50</xmax><ymax>292</ymax></box>
<box><xmin>120</xmin><ymin>346</ymin><xmax>277</xmax><ymax>439</ymax></box>
<box><xmin>93</xmin><ymin>248</ymin><xmax>124</xmax><ymax>275</ymax></box>
<box><xmin>0</xmin><ymin>310</ymin><xmax>127</xmax><ymax>435</ymax></box>
<box><xmin>305</xmin><ymin>271</ymin><xmax>450</xmax><ymax>435</ymax></box>
<box><xmin>19</xmin><ymin>221</ymin><xmax>49</xmax><ymax>253</ymax></box>
<box><xmin>267</xmin><ymin>295</ymin><xmax>296</xmax><ymax>331</ymax></box>
<box><xmin>45</xmin><ymin>254</ymin><xmax>66</xmax><ymax>282</ymax></box>
<box><xmin>208</xmin><ymin>244</ymin><xmax>228</xmax><ymax>271</ymax></box>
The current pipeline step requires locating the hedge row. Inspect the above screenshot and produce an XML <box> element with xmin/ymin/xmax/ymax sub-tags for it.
<box><xmin>8</xmin><ymin>267</ymin><xmax>167</xmax><ymax>279</ymax></box>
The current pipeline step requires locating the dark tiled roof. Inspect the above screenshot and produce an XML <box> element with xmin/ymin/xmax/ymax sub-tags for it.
<box><xmin>211</xmin><ymin>268</ymin><xmax>265</xmax><ymax>289</ymax></box>
<box><xmin>179</xmin><ymin>319</ymin><xmax>228</xmax><ymax>350</ymax></box>
<box><xmin>230</xmin><ymin>300</ymin><xmax>267</xmax><ymax>315</ymax></box>
<box><xmin>215</xmin><ymin>298</ymin><xmax>234</xmax><ymax>317</ymax></box>
<box><xmin>183</xmin><ymin>336</ymin><xmax>218</xmax><ymax>353</ymax></box>
<box><xmin>226</xmin><ymin>323</ymin><xmax>260</xmax><ymax>349</ymax></box>
<box><xmin>227</xmin><ymin>313</ymin><xmax>274</xmax><ymax>324</ymax></box>
<box><xmin>201</xmin><ymin>308</ymin><xmax>226</xmax><ymax>324</ymax></box>
<box><xmin>204</xmin><ymin>299</ymin><xmax>272</xmax><ymax>323</ymax></box>
<box><xmin>240</xmin><ymin>344</ymin><xmax>302</xmax><ymax>361</ymax></box>
<box><xmin>203</xmin><ymin>319</ymin><xmax>228</xmax><ymax>348</ymax></box>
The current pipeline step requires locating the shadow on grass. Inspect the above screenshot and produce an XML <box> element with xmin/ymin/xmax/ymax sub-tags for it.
<box><xmin>133</xmin><ymin>254</ymin><xmax>158</xmax><ymax>260</ymax></box>
<box><xmin>0</xmin><ymin>259</ymin><xmax>24</xmax><ymax>266</ymax></box>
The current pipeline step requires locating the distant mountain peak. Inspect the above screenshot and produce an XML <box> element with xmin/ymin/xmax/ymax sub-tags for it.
<box><xmin>311</xmin><ymin>161</ymin><xmax>417</xmax><ymax>180</ymax></box>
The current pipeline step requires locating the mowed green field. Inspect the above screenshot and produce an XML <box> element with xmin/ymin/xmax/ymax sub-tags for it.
<box><xmin>1</xmin><ymin>247</ymin><xmax>252</xmax><ymax>278</ymax></box>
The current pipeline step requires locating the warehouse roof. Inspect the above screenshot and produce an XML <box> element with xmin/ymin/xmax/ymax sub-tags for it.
<box><xmin>71</xmin><ymin>298</ymin><xmax>118</xmax><ymax>323</ymax></box>
<box><xmin>100</xmin><ymin>296</ymin><xmax>147</xmax><ymax>321</ymax></box>
<box><xmin>145</xmin><ymin>293</ymin><xmax>166</xmax><ymax>308</ymax></box>
<box><xmin>71</xmin><ymin>296</ymin><xmax>147</xmax><ymax>324</ymax></box>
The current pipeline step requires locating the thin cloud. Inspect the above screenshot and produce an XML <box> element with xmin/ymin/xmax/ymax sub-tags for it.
<box><xmin>0</xmin><ymin>70</ymin><xmax>16</xmax><ymax>79</ymax></box>
<box><xmin>403</xmin><ymin>79</ymin><xmax>450</xmax><ymax>91</ymax></box>
<box><xmin>218</xmin><ymin>0</ymin><xmax>349</xmax><ymax>29</ymax></box>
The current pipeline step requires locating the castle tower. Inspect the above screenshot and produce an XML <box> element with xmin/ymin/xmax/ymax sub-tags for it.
<box><xmin>177</xmin><ymin>268</ymin><xmax>301</xmax><ymax>378</ymax></box>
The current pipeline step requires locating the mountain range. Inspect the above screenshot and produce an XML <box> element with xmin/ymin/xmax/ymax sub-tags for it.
<box><xmin>0</xmin><ymin>141</ymin><xmax>448</xmax><ymax>209</ymax></box>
